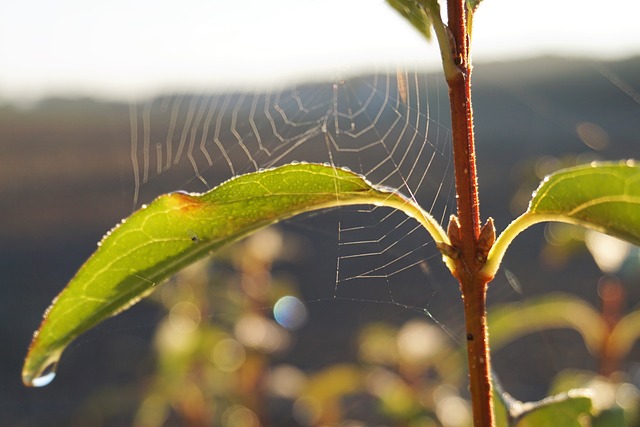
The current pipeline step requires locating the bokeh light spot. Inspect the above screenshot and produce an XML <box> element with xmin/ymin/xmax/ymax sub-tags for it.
<box><xmin>222</xmin><ymin>405</ymin><xmax>259</xmax><ymax>427</ymax></box>
<box><xmin>235</xmin><ymin>314</ymin><xmax>289</xmax><ymax>353</ymax></box>
<box><xmin>168</xmin><ymin>301</ymin><xmax>201</xmax><ymax>334</ymax></box>
<box><xmin>273</xmin><ymin>295</ymin><xmax>307</xmax><ymax>330</ymax></box>
<box><xmin>585</xmin><ymin>230</ymin><xmax>631</xmax><ymax>273</ymax></box>
<box><xmin>397</xmin><ymin>320</ymin><xmax>444</xmax><ymax>363</ymax></box>
<box><xmin>266</xmin><ymin>365</ymin><xmax>307</xmax><ymax>398</ymax></box>
<box><xmin>576</xmin><ymin>121</ymin><xmax>609</xmax><ymax>150</ymax></box>
<box><xmin>212</xmin><ymin>338</ymin><xmax>246</xmax><ymax>372</ymax></box>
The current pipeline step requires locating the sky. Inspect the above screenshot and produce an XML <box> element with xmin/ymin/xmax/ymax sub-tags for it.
<box><xmin>1</xmin><ymin>0</ymin><xmax>639</xmax><ymax>102</ymax></box>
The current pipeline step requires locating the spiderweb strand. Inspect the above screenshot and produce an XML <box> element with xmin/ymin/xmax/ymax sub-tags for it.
<box><xmin>128</xmin><ymin>66</ymin><xmax>458</xmax><ymax>327</ymax></box>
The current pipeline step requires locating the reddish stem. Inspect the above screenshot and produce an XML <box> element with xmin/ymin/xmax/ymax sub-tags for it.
<box><xmin>445</xmin><ymin>1</ymin><xmax>495</xmax><ymax>425</ymax></box>
<box><xmin>599</xmin><ymin>276</ymin><xmax>624</xmax><ymax>377</ymax></box>
<box><xmin>446</xmin><ymin>0</ymin><xmax>480</xmax><ymax>247</ymax></box>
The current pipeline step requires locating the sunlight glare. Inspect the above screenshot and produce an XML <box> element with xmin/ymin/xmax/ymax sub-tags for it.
<box><xmin>1</xmin><ymin>0</ymin><xmax>638</xmax><ymax>102</ymax></box>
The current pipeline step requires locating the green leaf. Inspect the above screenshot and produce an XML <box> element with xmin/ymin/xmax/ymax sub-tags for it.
<box><xmin>550</xmin><ymin>371</ymin><xmax>637</xmax><ymax>427</ymax></box>
<box><xmin>492</xmin><ymin>375</ymin><xmax>518</xmax><ymax>427</ymax></box>
<box><xmin>466</xmin><ymin>0</ymin><xmax>484</xmax><ymax>13</ymax></box>
<box><xmin>466</xmin><ymin>0</ymin><xmax>484</xmax><ymax>36</ymax></box>
<box><xmin>496</xmin><ymin>373</ymin><xmax>595</xmax><ymax>426</ymax></box>
<box><xmin>23</xmin><ymin>163</ymin><xmax>447</xmax><ymax>387</ymax></box>
<box><xmin>529</xmin><ymin>161</ymin><xmax>640</xmax><ymax>244</ymax></box>
<box><xmin>484</xmin><ymin>161</ymin><xmax>640</xmax><ymax>278</ymax></box>
<box><xmin>488</xmin><ymin>293</ymin><xmax>606</xmax><ymax>354</ymax></box>
<box><xmin>609</xmin><ymin>309</ymin><xmax>640</xmax><ymax>361</ymax></box>
<box><xmin>592</xmin><ymin>407</ymin><xmax>627</xmax><ymax>427</ymax></box>
<box><xmin>515</xmin><ymin>390</ymin><xmax>594</xmax><ymax>427</ymax></box>
<box><xmin>387</xmin><ymin>0</ymin><xmax>433</xmax><ymax>40</ymax></box>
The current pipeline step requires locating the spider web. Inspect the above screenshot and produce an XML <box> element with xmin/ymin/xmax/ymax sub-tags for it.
<box><xmin>128</xmin><ymin>65</ymin><xmax>462</xmax><ymax>337</ymax></box>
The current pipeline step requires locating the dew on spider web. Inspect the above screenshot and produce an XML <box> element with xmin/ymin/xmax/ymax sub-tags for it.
<box><xmin>127</xmin><ymin>65</ymin><xmax>463</xmax><ymax>340</ymax></box>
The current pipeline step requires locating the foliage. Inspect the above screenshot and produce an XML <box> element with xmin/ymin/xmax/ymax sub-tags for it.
<box><xmin>489</xmin><ymin>292</ymin><xmax>640</xmax><ymax>426</ymax></box>
<box><xmin>386</xmin><ymin>0</ymin><xmax>435</xmax><ymax>40</ymax></box>
<box><xmin>23</xmin><ymin>163</ymin><xmax>447</xmax><ymax>387</ymax></box>
<box><xmin>484</xmin><ymin>161</ymin><xmax>640</xmax><ymax>278</ymax></box>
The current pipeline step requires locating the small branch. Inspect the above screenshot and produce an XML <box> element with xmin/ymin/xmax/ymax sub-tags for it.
<box><xmin>482</xmin><ymin>214</ymin><xmax>541</xmax><ymax>279</ymax></box>
<box><xmin>447</xmin><ymin>0</ymin><xmax>470</xmax><ymax>71</ymax></box>
<box><xmin>482</xmin><ymin>213</ymin><xmax>599</xmax><ymax>279</ymax></box>
<box><xmin>425</xmin><ymin>0</ymin><xmax>461</xmax><ymax>81</ymax></box>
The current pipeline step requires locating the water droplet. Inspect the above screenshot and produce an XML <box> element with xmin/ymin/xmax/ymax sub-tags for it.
<box><xmin>30</xmin><ymin>362</ymin><xmax>58</xmax><ymax>387</ymax></box>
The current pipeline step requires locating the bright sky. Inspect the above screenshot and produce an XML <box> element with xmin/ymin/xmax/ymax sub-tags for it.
<box><xmin>1</xmin><ymin>0</ymin><xmax>638</xmax><ymax>102</ymax></box>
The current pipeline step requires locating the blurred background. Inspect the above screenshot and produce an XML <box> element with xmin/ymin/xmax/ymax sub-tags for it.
<box><xmin>2</xmin><ymin>0</ymin><xmax>640</xmax><ymax>426</ymax></box>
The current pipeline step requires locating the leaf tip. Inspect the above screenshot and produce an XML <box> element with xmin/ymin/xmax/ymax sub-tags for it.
<box><xmin>22</xmin><ymin>338</ymin><xmax>63</xmax><ymax>388</ymax></box>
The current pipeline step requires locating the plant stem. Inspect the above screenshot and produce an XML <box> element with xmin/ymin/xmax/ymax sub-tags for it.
<box><xmin>599</xmin><ymin>276</ymin><xmax>624</xmax><ymax>377</ymax></box>
<box><xmin>446</xmin><ymin>0</ymin><xmax>479</xmax><ymax>247</ymax></box>
<box><xmin>443</xmin><ymin>1</ymin><xmax>495</xmax><ymax>425</ymax></box>
<box><xmin>462</xmin><ymin>274</ymin><xmax>493</xmax><ymax>426</ymax></box>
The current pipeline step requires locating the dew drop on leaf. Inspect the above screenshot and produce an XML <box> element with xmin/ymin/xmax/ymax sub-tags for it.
<box><xmin>30</xmin><ymin>362</ymin><xmax>58</xmax><ymax>387</ymax></box>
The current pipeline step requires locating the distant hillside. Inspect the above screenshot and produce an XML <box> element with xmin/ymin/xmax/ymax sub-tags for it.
<box><xmin>2</xmin><ymin>56</ymin><xmax>638</xmax><ymax>241</ymax></box>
